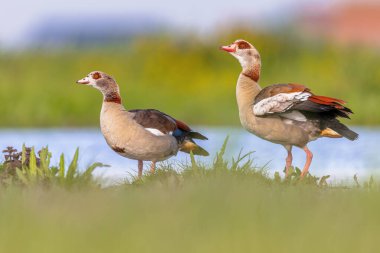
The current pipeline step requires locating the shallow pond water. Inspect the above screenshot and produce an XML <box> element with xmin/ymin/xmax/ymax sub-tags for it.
<box><xmin>0</xmin><ymin>127</ymin><xmax>378</xmax><ymax>182</ymax></box>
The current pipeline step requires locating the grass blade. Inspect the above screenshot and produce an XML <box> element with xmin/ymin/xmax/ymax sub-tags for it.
<box><xmin>66</xmin><ymin>148</ymin><xmax>79</xmax><ymax>181</ymax></box>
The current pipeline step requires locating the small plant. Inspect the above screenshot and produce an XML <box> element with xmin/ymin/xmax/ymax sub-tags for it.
<box><xmin>0</xmin><ymin>145</ymin><xmax>107</xmax><ymax>188</ymax></box>
<box><xmin>2</xmin><ymin>146</ymin><xmax>22</xmax><ymax>176</ymax></box>
<box><xmin>275</xmin><ymin>165</ymin><xmax>331</xmax><ymax>187</ymax></box>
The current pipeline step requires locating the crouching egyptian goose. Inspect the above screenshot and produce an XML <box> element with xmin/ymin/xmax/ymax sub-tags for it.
<box><xmin>77</xmin><ymin>71</ymin><xmax>208</xmax><ymax>177</ymax></box>
<box><xmin>221</xmin><ymin>39</ymin><xmax>358</xmax><ymax>178</ymax></box>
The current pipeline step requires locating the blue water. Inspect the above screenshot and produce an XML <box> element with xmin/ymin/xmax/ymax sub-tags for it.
<box><xmin>0</xmin><ymin>127</ymin><xmax>378</xmax><ymax>182</ymax></box>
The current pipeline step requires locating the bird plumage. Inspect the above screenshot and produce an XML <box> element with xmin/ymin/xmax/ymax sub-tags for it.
<box><xmin>77</xmin><ymin>71</ymin><xmax>208</xmax><ymax>177</ymax></box>
<box><xmin>252</xmin><ymin>83</ymin><xmax>358</xmax><ymax>141</ymax></box>
<box><xmin>221</xmin><ymin>39</ymin><xmax>358</xmax><ymax>178</ymax></box>
<box><xmin>129</xmin><ymin>109</ymin><xmax>209</xmax><ymax>156</ymax></box>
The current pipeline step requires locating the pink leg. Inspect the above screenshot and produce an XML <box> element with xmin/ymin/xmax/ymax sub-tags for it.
<box><xmin>284</xmin><ymin>145</ymin><xmax>293</xmax><ymax>177</ymax></box>
<box><xmin>150</xmin><ymin>161</ymin><xmax>156</xmax><ymax>174</ymax></box>
<box><xmin>300</xmin><ymin>146</ymin><xmax>313</xmax><ymax>178</ymax></box>
<box><xmin>138</xmin><ymin>160</ymin><xmax>143</xmax><ymax>178</ymax></box>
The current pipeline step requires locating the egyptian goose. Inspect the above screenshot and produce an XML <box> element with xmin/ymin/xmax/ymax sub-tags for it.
<box><xmin>220</xmin><ymin>39</ymin><xmax>358</xmax><ymax>178</ymax></box>
<box><xmin>77</xmin><ymin>71</ymin><xmax>208</xmax><ymax>177</ymax></box>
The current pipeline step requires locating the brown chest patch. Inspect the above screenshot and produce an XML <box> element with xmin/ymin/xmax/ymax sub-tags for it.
<box><xmin>111</xmin><ymin>146</ymin><xmax>125</xmax><ymax>153</ymax></box>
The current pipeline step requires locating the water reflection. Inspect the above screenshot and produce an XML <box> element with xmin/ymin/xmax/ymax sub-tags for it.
<box><xmin>0</xmin><ymin>127</ymin><xmax>378</xmax><ymax>182</ymax></box>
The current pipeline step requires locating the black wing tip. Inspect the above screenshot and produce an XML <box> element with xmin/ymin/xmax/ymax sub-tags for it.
<box><xmin>334</xmin><ymin>124</ymin><xmax>359</xmax><ymax>141</ymax></box>
<box><xmin>193</xmin><ymin>148</ymin><xmax>210</xmax><ymax>156</ymax></box>
<box><xmin>341</xmin><ymin>125</ymin><xmax>359</xmax><ymax>141</ymax></box>
<box><xmin>346</xmin><ymin>132</ymin><xmax>359</xmax><ymax>141</ymax></box>
<box><xmin>180</xmin><ymin>148</ymin><xmax>210</xmax><ymax>157</ymax></box>
<box><xmin>189</xmin><ymin>131</ymin><xmax>208</xmax><ymax>140</ymax></box>
<box><xmin>179</xmin><ymin>140</ymin><xmax>209</xmax><ymax>156</ymax></box>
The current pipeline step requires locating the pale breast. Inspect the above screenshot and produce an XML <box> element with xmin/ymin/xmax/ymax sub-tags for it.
<box><xmin>100</xmin><ymin>102</ymin><xmax>178</xmax><ymax>161</ymax></box>
<box><xmin>236</xmin><ymin>75</ymin><xmax>311</xmax><ymax>147</ymax></box>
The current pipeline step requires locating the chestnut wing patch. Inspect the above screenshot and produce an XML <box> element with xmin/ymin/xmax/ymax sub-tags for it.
<box><xmin>254</xmin><ymin>83</ymin><xmax>308</xmax><ymax>104</ymax></box>
<box><xmin>253</xmin><ymin>83</ymin><xmax>353</xmax><ymax>120</ymax></box>
<box><xmin>253</xmin><ymin>84</ymin><xmax>311</xmax><ymax>116</ymax></box>
<box><xmin>129</xmin><ymin>109</ymin><xmax>178</xmax><ymax>135</ymax></box>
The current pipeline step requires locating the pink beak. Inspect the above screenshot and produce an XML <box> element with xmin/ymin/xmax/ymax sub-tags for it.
<box><xmin>220</xmin><ymin>44</ymin><xmax>236</xmax><ymax>53</ymax></box>
<box><xmin>76</xmin><ymin>76</ymin><xmax>90</xmax><ymax>84</ymax></box>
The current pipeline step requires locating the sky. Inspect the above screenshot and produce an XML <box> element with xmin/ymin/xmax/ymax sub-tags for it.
<box><xmin>1</xmin><ymin>0</ymin><xmax>331</xmax><ymax>48</ymax></box>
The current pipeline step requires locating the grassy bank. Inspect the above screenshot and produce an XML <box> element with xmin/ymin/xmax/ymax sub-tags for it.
<box><xmin>1</xmin><ymin>177</ymin><xmax>379</xmax><ymax>253</ymax></box>
<box><xmin>1</xmin><ymin>31</ymin><xmax>380</xmax><ymax>127</ymax></box>
<box><xmin>0</xmin><ymin>143</ymin><xmax>379</xmax><ymax>252</ymax></box>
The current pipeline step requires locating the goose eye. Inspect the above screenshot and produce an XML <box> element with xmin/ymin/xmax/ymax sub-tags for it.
<box><xmin>237</xmin><ymin>41</ymin><xmax>251</xmax><ymax>49</ymax></box>
<box><xmin>92</xmin><ymin>72</ymin><xmax>101</xmax><ymax>80</ymax></box>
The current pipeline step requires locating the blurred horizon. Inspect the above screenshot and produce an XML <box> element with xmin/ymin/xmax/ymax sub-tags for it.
<box><xmin>1</xmin><ymin>0</ymin><xmax>332</xmax><ymax>49</ymax></box>
<box><xmin>1</xmin><ymin>0</ymin><xmax>380</xmax><ymax>127</ymax></box>
<box><xmin>2</xmin><ymin>0</ymin><xmax>380</xmax><ymax>50</ymax></box>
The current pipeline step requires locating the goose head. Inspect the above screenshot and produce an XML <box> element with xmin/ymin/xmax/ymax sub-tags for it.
<box><xmin>77</xmin><ymin>71</ymin><xmax>122</xmax><ymax>103</ymax></box>
<box><xmin>77</xmin><ymin>71</ymin><xmax>120</xmax><ymax>94</ymax></box>
<box><xmin>220</xmin><ymin>39</ymin><xmax>261</xmax><ymax>81</ymax></box>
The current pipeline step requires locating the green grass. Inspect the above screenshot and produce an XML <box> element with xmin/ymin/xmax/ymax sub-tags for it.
<box><xmin>1</xmin><ymin>181</ymin><xmax>380</xmax><ymax>253</ymax></box>
<box><xmin>0</xmin><ymin>145</ymin><xmax>106</xmax><ymax>188</ymax></box>
<box><xmin>0</xmin><ymin>141</ymin><xmax>379</xmax><ymax>252</ymax></box>
<box><xmin>0</xmin><ymin>30</ymin><xmax>380</xmax><ymax>127</ymax></box>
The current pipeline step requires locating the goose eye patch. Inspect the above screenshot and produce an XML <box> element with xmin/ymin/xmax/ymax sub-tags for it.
<box><xmin>237</xmin><ymin>41</ymin><xmax>251</xmax><ymax>49</ymax></box>
<box><xmin>92</xmin><ymin>72</ymin><xmax>101</xmax><ymax>79</ymax></box>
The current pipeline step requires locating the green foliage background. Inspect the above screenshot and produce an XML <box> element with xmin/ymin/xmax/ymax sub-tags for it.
<box><xmin>1</xmin><ymin>30</ymin><xmax>379</xmax><ymax>127</ymax></box>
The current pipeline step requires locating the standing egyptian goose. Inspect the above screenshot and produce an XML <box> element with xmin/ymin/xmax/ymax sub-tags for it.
<box><xmin>221</xmin><ymin>39</ymin><xmax>358</xmax><ymax>178</ymax></box>
<box><xmin>77</xmin><ymin>71</ymin><xmax>208</xmax><ymax>177</ymax></box>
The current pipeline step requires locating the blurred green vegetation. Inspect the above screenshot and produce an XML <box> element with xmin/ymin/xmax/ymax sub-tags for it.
<box><xmin>0</xmin><ymin>30</ymin><xmax>379</xmax><ymax>127</ymax></box>
<box><xmin>0</xmin><ymin>141</ymin><xmax>379</xmax><ymax>252</ymax></box>
<box><xmin>2</xmin><ymin>182</ymin><xmax>380</xmax><ymax>253</ymax></box>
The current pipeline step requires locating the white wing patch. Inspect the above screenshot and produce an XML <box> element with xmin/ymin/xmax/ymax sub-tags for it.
<box><xmin>145</xmin><ymin>128</ymin><xmax>169</xmax><ymax>136</ymax></box>
<box><xmin>280</xmin><ymin>110</ymin><xmax>307</xmax><ymax>122</ymax></box>
<box><xmin>253</xmin><ymin>92</ymin><xmax>311</xmax><ymax>116</ymax></box>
